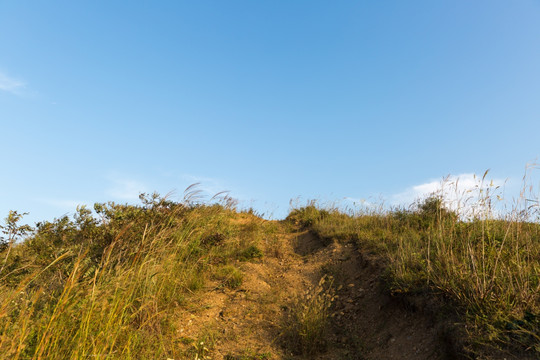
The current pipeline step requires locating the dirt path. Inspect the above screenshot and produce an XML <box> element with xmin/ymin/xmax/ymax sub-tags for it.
<box><xmin>177</xmin><ymin>223</ymin><xmax>455</xmax><ymax>359</ymax></box>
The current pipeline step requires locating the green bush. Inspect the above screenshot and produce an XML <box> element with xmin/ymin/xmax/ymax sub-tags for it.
<box><xmin>286</xmin><ymin>204</ymin><xmax>330</xmax><ymax>228</ymax></box>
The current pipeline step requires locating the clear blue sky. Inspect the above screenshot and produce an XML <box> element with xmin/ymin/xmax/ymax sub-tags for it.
<box><xmin>1</xmin><ymin>0</ymin><xmax>540</xmax><ymax>223</ymax></box>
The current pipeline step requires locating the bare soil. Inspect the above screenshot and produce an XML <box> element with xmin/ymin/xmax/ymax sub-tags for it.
<box><xmin>175</xmin><ymin>223</ymin><xmax>464</xmax><ymax>359</ymax></box>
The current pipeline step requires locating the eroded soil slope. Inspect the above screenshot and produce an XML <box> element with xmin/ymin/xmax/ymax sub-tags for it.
<box><xmin>177</xmin><ymin>220</ymin><xmax>458</xmax><ymax>360</ymax></box>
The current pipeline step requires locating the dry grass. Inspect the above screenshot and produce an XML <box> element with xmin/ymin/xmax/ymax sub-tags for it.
<box><xmin>0</xmin><ymin>191</ymin><xmax>267</xmax><ymax>359</ymax></box>
<box><xmin>282</xmin><ymin>275</ymin><xmax>336</xmax><ymax>355</ymax></box>
<box><xmin>287</xmin><ymin>173</ymin><xmax>540</xmax><ymax>357</ymax></box>
<box><xmin>1</xmin><ymin>175</ymin><xmax>539</xmax><ymax>359</ymax></box>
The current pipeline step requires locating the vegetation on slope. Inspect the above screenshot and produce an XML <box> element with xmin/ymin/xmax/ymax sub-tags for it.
<box><xmin>0</xmin><ymin>192</ymin><xmax>270</xmax><ymax>359</ymax></box>
<box><xmin>0</xmin><ymin>177</ymin><xmax>538</xmax><ymax>359</ymax></box>
<box><xmin>287</xmin><ymin>193</ymin><xmax>540</xmax><ymax>357</ymax></box>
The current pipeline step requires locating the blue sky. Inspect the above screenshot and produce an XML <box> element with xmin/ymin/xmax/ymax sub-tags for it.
<box><xmin>1</xmin><ymin>0</ymin><xmax>540</xmax><ymax>224</ymax></box>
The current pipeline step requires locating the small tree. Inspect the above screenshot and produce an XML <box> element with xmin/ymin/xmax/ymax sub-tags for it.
<box><xmin>0</xmin><ymin>210</ymin><xmax>33</xmax><ymax>273</ymax></box>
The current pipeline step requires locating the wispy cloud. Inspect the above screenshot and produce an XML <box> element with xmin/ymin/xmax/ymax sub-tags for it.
<box><xmin>391</xmin><ymin>173</ymin><xmax>508</xmax><ymax>218</ymax></box>
<box><xmin>0</xmin><ymin>71</ymin><xmax>26</xmax><ymax>95</ymax></box>
<box><xmin>106</xmin><ymin>175</ymin><xmax>148</xmax><ymax>201</ymax></box>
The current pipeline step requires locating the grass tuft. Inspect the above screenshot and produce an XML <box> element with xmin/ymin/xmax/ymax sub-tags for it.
<box><xmin>282</xmin><ymin>275</ymin><xmax>336</xmax><ymax>355</ymax></box>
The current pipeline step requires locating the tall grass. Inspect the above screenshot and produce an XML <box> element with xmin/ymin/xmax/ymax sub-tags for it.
<box><xmin>287</xmin><ymin>174</ymin><xmax>540</xmax><ymax>356</ymax></box>
<box><xmin>0</xmin><ymin>192</ymin><xmax>266</xmax><ymax>359</ymax></box>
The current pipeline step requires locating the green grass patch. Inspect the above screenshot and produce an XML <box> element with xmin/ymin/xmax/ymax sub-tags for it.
<box><xmin>214</xmin><ymin>265</ymin><xmax>244</xmax><ymax>289</ymax></box>
<box><xmin>238</xmin><ymin>245</ymin><xmax>264</xmax><ymax>261</ymax></box>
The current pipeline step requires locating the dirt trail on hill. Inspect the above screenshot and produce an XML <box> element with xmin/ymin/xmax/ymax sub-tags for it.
<box><xmin>177</xmin><ymin>223</ymin><xmax>456</xmax><ymax>359</ymax></box>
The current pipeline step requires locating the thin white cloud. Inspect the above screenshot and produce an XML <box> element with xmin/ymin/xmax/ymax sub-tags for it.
<box><xmin>391</xmin><ymin>173</ymin><xmax>507</xmax><ymax>218</ymax></box>
<box><xmin>106</xmin><ymin>176</ymin><xmax>148</xmax><ymax>201</ymax></box>
<box><xmin>0</xmin><ymin>71</ymin><xmax>26</xmax><ymax>95</ymax></box>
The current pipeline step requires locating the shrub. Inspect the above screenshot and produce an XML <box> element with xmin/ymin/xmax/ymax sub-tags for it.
<box><xmin>286</xmin><ymin>204</ymin><xmax>330</xmax><ymax>228</ymax></box>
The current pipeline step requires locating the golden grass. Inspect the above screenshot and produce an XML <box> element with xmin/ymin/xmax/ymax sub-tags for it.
<box><xmin>0</xmin><ymin>193</ymin><xmax>267</xmax><ymax>359</ymax></box>
<box><xmin>1</xmin><ymin>175</ymin><xmax>539</xmax><ymax>358</ymax></box>
<box><xmin>287</xmin><ymin>175</ymin><xmax>540</xmax><ymax>356</ymax></box>
<box><xmin>282</xmin><ymin>275</ymin><xmax>336</xmax><ymax>355</ymax></box>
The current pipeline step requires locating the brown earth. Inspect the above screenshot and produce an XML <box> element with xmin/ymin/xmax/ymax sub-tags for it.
<box><xmin>174</xmin><ymin>222</ymin><xmax>463</xmax><ymax>360</ymax></box>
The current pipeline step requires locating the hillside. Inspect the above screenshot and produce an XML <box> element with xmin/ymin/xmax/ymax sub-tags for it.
<box><xmin>0</xmin><ymin>193</ymin><xmax>538</xmax><ymax>359</ymax></box>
